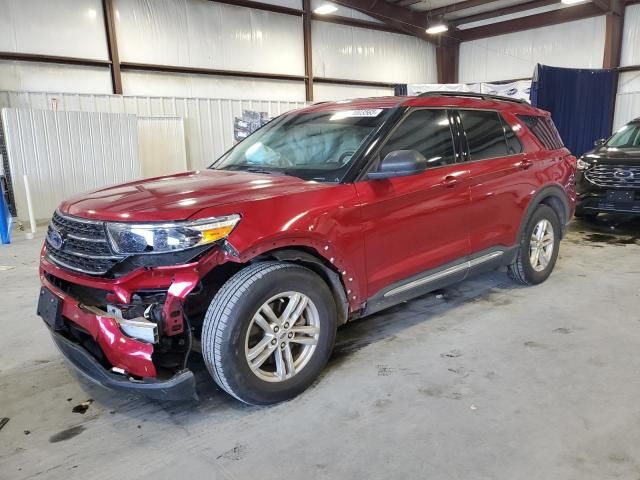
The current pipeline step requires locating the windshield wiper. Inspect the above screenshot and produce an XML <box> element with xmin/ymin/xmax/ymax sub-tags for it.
<box><xmin>244</xmin><ymin>167</ymin><xmax>284</xmax><ymax>175</ymax></box>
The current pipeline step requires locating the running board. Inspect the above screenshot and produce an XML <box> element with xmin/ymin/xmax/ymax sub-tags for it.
<box><xmin>362</xmin><ymin>247</ymin><xmax>516</xmax><ymax>317</ymax></box>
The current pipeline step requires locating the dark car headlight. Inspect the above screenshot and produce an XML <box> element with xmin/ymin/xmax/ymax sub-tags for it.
<box><xmin>106</xmin><ymin>215</ymin><xmax>241</xmax><ymax>255</ymax></box>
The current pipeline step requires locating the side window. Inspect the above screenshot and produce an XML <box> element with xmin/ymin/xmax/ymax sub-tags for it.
<box><xmin>379</xmin><ymin>109</ymin><xmax>455</xmax><ymax>168</ymax></box>
<box><xmin>500</xmin><ymin>115</ymin><xmax>523</xmax><ymax>155</ymax></box>
<box><xmin>459</xmin><ymin>110</ymin><xmax>510</xmax><ymax>161</ymax></box>
<box><xmin>517</xmin><ymin>114</ymin><xmax>564</xmax><ymax>149</ymax></box>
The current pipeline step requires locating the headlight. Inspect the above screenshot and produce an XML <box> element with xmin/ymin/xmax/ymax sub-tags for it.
<box><xmin>106</xmin><ymin>214</ymin><xmax>241</xmax><ymax>255</ymax></box>
<box><xmin>577</xmin><ymin>158</ymin><xmax>591</xmax><ymax>170</ymax></box>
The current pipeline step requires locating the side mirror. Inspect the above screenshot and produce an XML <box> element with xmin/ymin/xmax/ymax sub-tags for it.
<box><xmin>594</xmin><ymin>138</ymin><xmax>606</xmax><ymax>147</ymax></box>
<box><xmin>367</xmin><ymin>150</ymin><xmax>428</xmax><ymax>180</ymax></box>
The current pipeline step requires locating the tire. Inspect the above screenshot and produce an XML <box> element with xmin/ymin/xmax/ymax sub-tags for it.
<box><xmin>201</xmin><ymin>261</ymin><xmax>337</xmax><ymax>405</ymax></box>
<box><xmin>508</xmin><ymin>204</ymin><xmax>561</xmax><ymax>285</ymax></box>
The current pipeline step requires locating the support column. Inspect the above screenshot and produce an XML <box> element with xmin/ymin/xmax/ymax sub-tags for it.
<box><xmin>436</xmin><ymin>38</ymin><xmax>460</xmax><ymax>84</ymax></box>
<box><xmin>303</xmin><ymin>0</ymin><xmax>314</xmax><ymax>101</ymax></box>
<box><xmin>102</xmin><ymin>0</ymin><xmax>123</xmax><ymax>94</ymax></box>
<box><xmin>603</xmin><ymin>0</ymin><xmax>625</xmax><ymax>69</ymax></box>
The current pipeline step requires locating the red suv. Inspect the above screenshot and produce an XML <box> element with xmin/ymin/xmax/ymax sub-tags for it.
<box><xmin>38</xmin><ymin>93</ymin><xmax>576</xmax><ymax>405</ymax></box>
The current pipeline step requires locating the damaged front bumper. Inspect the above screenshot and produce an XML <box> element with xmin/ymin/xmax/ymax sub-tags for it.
<box><xmin>51</xmin><ymin>331</ymin><xmax>197</xmax><ymax>401</ymax></box>
<box><xmin>37</xmin><ymin>246</ymin><xmax>229</xmax><ymax>401</ymax></box>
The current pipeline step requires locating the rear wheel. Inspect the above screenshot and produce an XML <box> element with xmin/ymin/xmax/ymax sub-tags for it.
<box><xmin>509</xmin><ymin>205</ymin><xmax>561</xmax><ymax>285</ymax></box>
<box><xmin>201</xmin><ymin>262</ymin><xmax>337</xmax><ymax>405</ymax></box>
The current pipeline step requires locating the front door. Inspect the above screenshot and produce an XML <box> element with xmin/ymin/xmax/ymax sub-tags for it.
<box><xmin>354</xmin><ymin>108</ymin><xmax>471</xmax><ymax>300</ymax></box>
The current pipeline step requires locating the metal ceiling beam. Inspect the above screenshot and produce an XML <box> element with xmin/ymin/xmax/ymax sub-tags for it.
<box><xmin>397</xmin><ymin>0</ymin><xmax>423</xmax><ymax>6</ymax></box>
<box><xmin>591</xmin><ymin>0</ymin><xmax>612</xmax><ymax>12</ymax></box>
<box><xmin>454</xmin><ymin>2</ymin><xmax>603</xmax><ymax>41</ymax></box>
<box><xmin>311</xmin><ymin>13</ymin><xmax>409</xmax><ymax>34</ymax></box>
<box><xmin>331</xmin><ymin>0</ymin><xmax>436</xmax><ymax>42</ymax></box>
<box><xmin>451</xmin><ymin>0</ymin><xmax>559</xmax><ymax>26</ymax></box>
<box><xmin>426</xmin><ymin>0</ymin><xmax>504</xmax><ymax>18</ymax></box>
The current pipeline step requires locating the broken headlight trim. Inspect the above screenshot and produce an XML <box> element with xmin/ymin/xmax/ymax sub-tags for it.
<box><xmin>106</xmin><ymin>214</ymin><xmax>241</xmax><ymax>255</ymax></box>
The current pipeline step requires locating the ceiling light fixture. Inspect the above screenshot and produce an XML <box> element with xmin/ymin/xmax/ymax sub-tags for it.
<box><xmin>560</xmin><ymin>0</ymin><xmax>586</xmax><ymax>4</ymax></box>
<box><xmin>426</xmin><ymin>23</ymin><xmax>448</xmax><ymax>34</ymax></box>
<box><xmin>313</xmin><ymin>3</ymin><xmax>338</xmax><ymax>14</ymax></box>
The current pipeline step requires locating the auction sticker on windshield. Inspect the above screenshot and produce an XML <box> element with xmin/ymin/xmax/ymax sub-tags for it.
<box><xmin>330</xmin><ymin>109</ymin><xmax>385</xmax><ymax>120</ymax></box>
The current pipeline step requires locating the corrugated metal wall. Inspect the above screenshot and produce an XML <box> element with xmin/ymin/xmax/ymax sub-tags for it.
<box><xmin>0</xmin><ymin>91</ymin><xmax>307</xmax><ymax>170</ymax></box>
<box><xmin>1</xmin><ymin>107</ymin><xmax>138</xmax><ymax>222</ymax></box>
<box><xmin>137</xmin><ymin>116</ymin><xmax>187</xmax><ymax>178</ymax></box>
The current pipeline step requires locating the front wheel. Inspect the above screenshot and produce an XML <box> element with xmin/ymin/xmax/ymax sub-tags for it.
<box><xmin>508</xmin><ymin>204</ymin><xmax>561</xmax><ymax>285</ymax></box>
<box><xmin>201</xmin><ymin>262</ymin><xmax>337</xmax><ymax>405</ymax></box>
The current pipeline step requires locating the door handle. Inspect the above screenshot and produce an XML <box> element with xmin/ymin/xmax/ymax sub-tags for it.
<box><xmin>441</xmin><ymin>175</ymin><xmax>459</xmax><ymax>188</ymax></box>
<box><xmin>520</xmin><ymin>159</ymin><xmax>533</xmax><ymax>170</ymax></box>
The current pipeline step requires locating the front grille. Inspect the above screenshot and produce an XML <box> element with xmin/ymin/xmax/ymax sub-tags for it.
<box><xmin>46</xmin><ymin>211</ymin><xmax>125</xmax><ymax>276</ymax></box>
<box><xmin>585</xmin><ymin>165</ymin><xmax>640</xmax><ymax>188</ymax></box>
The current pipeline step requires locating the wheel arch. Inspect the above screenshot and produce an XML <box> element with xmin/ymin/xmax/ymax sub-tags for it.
<box><xmin>517</xmin><ymin>184</ymin><xmax>570</xmax><ymax>241</ymax></box>
<box><xmin>254</xmin><ymin>247</ymin><xmax>351</xmax><ymax>326</ymax></box>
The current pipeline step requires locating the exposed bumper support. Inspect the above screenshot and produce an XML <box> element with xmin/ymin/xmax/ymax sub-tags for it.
<box><xmin>51</xmin><ymin>331</ymin><xmax>198</xmax><ymax>401</ymax></box>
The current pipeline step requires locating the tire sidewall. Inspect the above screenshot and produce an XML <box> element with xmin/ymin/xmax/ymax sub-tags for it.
<box><xmin>519</xmin><ymin>205</ymin><xmax>561</xmax><ymax>284</ymax></box>
<box><xmin>207</xmin><ymin>264</ymin><xmax>337</xmax><ymax>405</ymax></box>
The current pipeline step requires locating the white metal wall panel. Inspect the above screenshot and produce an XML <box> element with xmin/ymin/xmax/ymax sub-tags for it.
<box><xmin>459</xmin><ymin>16</ymin><xmax>606</xmax><ymax>83</ymax></box>
<box><xmin>138</xmin><ymin>117</ymin><xmax>188</xmax><ymax>178</ymax></box>
<box><xmin>313</xmin><ymin>83</ymin><xmax>394</xmax><ymax>101</ymax></box>
<box><xmin>0</xmin><ymin>61</ymin><xmax>112</xmax><ymax>95</ymax></box>
<box><xmin>310</xmin><ymin>0</ymin><xmax>383</xmax><ymax>23</ymax></box>
<box><xmin>312</xmin><ymin>22</ymin><xmax>437</xmax><ymax>84</ymax></box>
<box><xmin>0</xmin><ymin>0</ymin><xmax>108</xmax><ymax>60</ymax></box>
<box><xmin>1</xmin><ymin>108</ymin><xmax>139</xmax><ymax>222</ymax></box>
<box><xmin>613</xmin><ymin>72</ymin><xmax>640</xmax><ymax>131</ymax></box>
<box><xmin>620</xmin><ymin>5</ymin><xmax>640</xmax><ymax>67</ymax></box>
<box><xmin>0</xmin><ymin>91</ymin><xmax>307</xmax><ymax>172</ymax></box>
<box><xmin>121</xmin><ymin>70</ymin><xmax>306</xmax><ymax>101</ymax></box>
<box><xmin>114</xmin><ymin>0</ymin><xmax>305</xmax><ymax>75</ymax></box>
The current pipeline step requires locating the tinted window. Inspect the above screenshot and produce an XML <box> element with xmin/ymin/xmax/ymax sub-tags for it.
<box><xmin>380</xmin><ymin>109</ymin><xmax>455</xmax><ymax>168</ymax></box>
<box><xmin>517</xmin><ymin>114</ymin><xmax>564</xmax><ymax>150</ymax></box>
<box><xmin>459</xmin><ymin>110</ymin><xmax>510</xmax><ymax>161</ymax></box>
<box><xmin>500</xmin><ymin>115</ymin><xmax>523</xmax><ymax>155</ymax></box>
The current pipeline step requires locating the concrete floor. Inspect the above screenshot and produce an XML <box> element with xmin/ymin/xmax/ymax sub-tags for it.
<box><xmin>1</xmin><ymin>216</ymin><xmax>639</xmax><ymax>480</ymax></box>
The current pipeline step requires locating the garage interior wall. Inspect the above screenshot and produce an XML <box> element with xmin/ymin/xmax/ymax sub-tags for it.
<box><xmin>0</xmin><ymin>91</ymin><xmax>307</xmax><ymax>172</ymax></box>
<box><xmin>458</xmin><ymin>16</ymin><xmax>606</xmax><ymax>83</ymax></box>
<box><xmin>614</xmin><ymin>4</ymin><xmax>640</xmax><ymax>130</ymax></box>
<box><xmin>0</xmin><ymin>0</ymin><xmax>437</xmax><ymax>101</ymax></box>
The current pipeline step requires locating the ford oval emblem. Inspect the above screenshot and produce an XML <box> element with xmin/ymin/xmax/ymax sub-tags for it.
<box><xmin>47</xmin><ymin>227</ymin><xmax>64</xmax><ymax>250</ymax></box>
<box><xmin>614</xmin><ymin>169</ymin><xmax>634</xmax><ymax>181</ymax></box>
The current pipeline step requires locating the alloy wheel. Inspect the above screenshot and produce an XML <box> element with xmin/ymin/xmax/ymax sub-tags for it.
<box><xmin>244</xmin><ymin>292</ymin><xmax>320</xmax><ymax>382</ymax></box>
<box><xmin>529</xmin><ymin>219</ymin><xmax>555</xmax><ymax>272</ymax></box>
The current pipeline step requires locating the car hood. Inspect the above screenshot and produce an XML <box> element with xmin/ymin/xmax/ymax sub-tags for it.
<box><xmin>584</xmin><ymin>146</ymin><xmax>640</xmax><ymax>165</ymax></box>
<box><xmin>60</xmin><ymin>170</ymin><xmax>332</xmax><ymax>222</ymax></box>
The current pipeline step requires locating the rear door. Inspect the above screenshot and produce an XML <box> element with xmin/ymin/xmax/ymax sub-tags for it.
<box><xmin>455</xmin><ymin>109</ymin><xmax>537</xmax><ymax>254</ymax></box>
<box><xmin>354</xmin><ymin>108</ymin><xmax>471</xmax><ymax>299</ymax></box>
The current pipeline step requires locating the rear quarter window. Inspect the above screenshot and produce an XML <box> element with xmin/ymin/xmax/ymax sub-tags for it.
<box><xmin>459</xmin><ymin>110</ymin><xmax>518</xmax><ymax>161</ymax></box>
<box><xmin>517</xmin><ymin>114</ymin><xmax>564</xmax><ymax>150</ymax></box>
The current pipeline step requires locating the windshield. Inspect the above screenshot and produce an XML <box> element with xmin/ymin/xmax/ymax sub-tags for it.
<box><xmin>606</xmin><ymin>122</ymin><xmax>640</xmax><ymax>148</ymax></box>
<box><xmin>211</xmin><ymin>109</ymin><xmax>389</xmax><ymax>182</ymax></box>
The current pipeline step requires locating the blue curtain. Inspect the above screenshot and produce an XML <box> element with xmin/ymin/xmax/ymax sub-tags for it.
<box><xmin>530</xmin><ymin>64</ymin><xmax>618</xmax><ymax>157</ymax></box>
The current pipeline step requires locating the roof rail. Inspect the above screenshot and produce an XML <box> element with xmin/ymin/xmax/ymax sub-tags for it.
<box><xmin>417</xmin><ymin>91</ymin><xmax>528</xmax><ymax>104</ymax></box>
